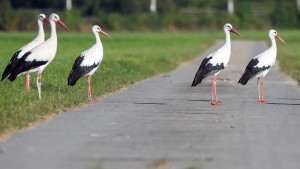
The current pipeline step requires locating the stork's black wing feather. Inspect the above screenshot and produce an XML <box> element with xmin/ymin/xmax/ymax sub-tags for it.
<box><xmin>191</xmin><ymin>57</ymin><xmax>212</xmax><ymax>87</ymax></box>
<box><xmin>1</xmin><ymin>50</ymin><xmax>22</xmax><ymax>80</ymax></box>
<box><xmin>8</xmin><ymin>52</ymin><xmax>48</xmax><ymax>82</ymax></box>
<box><xmin>67</xmin><ymin>55</ymin><xmax>99</xmax><ymax>86</ymax></box>
<box><xmin>238</xmin><ymin>58</ymin><xmax>271</xmax><ymax>85</ymax></box>
<box><xmin>191</xmin><ymin>56</ymin><xmax>225</xmax><ymax>87</ymax></box>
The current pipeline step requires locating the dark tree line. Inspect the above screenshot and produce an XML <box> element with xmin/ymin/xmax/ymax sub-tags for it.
<box><xmin>0</xmin><ymin>0</ymin><xmax>299</xmax><ymax>31</ymax></box>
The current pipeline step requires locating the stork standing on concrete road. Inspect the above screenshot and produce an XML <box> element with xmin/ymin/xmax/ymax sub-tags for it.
<box><xmin>7</xmin><ymin>13</ymin><xmax>70</xmax><ymax>99</ymax></box>
<box><xmin>238</xmin><ymin>30</ymin><xmax>286</xmax><ymax>102</ymax></box>
<box><xmin>191</xmin><ymin>23</ymin><xmax>242</xmax><ymax>106</ymax></box>
<box><xmin>1</xmin><ymin>14</ymin><xmax>49</xmax><ymax>92</ymax></box>
<box><xmin>67</xmin><ymin>25</ymin><xmax>111</xmax><ymax>101</ymax></box>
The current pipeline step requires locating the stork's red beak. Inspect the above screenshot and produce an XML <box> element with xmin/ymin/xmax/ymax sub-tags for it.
<box><xmin>43</xmin><ymin>18</ymin><xmax>50</xmax><ymax>24</ymax></box>
<box><xmin>275</xmin><ymin>35</ymin><xmax>286</xmax><ymax>44</ymax></box>
<box><xmin>100</xmin><ymin>30</ymin><xmax>112</xmax><ymax>39</ymax></box>
<box><xmin>230</xmin><ymin>28</ymin><xmax>242</xmax><ymax>37</ymax></box>
<box><xmin>57</xmin><ymin>20</ymin><xmax>70</xmax><ymax>32</ymax></box>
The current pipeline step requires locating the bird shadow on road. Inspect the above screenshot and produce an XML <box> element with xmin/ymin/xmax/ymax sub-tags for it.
<box><xmin>186</xmin><ymin>99</ymin><xmax>211</xmax><ymax>102</ymax></box>
<box><xmin>134</xmin><ymin>102</ymin><xmax>167</xmax><ymax>105</ymax></box>
<box><xmin>267</xmin><ymin>102</ymin><xmax>300</xmax><ymax>106</ymax></box>
<box><xmin>275</xmin><ymin>97</ymin><xmax>300</xmax><ymax>101</ymax></box>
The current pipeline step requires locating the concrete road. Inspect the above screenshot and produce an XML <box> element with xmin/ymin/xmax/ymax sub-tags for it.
<box><xmin>1</xmin><ymin>41</ymin><xmax>300</xmax><ymax>169</ymax></box>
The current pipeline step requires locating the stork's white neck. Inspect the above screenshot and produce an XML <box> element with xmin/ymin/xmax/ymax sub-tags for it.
<box><xmin>224</xmin><ymin>29</ymin><xmax>231</xmax><ymax>49</ymax></box>
<box><xmin>36</xmin><ymin>19</ymin><xmax>45</xmax><ymax>41</ymax></box>
<box><xmin>93</xmin><ymin>31</ymin><xmax>102</xmax><ymax>46</ymax></box>
<box><xmin>270</xmin><ymin>35</ymin><xmax>277</xmax><ymax>49</ymax></box>
<box><xmin>47</xmin><ymin>19</ymin><xmax>58</xmax><ymax>56</ymax></box>
<box><xmin>49</xmin><ymin>20</ymin><xmax>57</xmax><ymax>39</ymax></box>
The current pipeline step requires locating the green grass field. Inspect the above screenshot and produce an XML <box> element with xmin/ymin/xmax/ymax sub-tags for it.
<box><xmin>276</xmin><ymin>30</ymin><xmax>300</xmax><ymax>82</ymax></box>
<box><xmin>0</xmin><ymin>30</ymin><xmax>298</xmax><ymax>136</ymax></box>
<box><xmin>0</xmin><ymin>31</ymin><xmax>217</xmax><ymax>135</ymax></box>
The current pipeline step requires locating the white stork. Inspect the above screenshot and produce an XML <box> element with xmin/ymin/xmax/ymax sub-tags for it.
<box><xmin>67</xmin><ymin>25</ymin><xmax>111</xmax><ymax>101</ymax></box>
<box><xmin>191</xmin><ymin>23</ymin><xmax>242</xmax><ymax>106</ymax></box>
<box><xmin>238</xmin><ymin>29</ymin><xmax>286</xmax><ymax>102</ymax></box>
<box><xmin>1</xmin><ymin>13</ymin><xmax>49</xmax><ymax>92</ymax></box>
<box><xmin>7</xmin><ymin>13</ymin><xmax>70</xmax><ymax>99</ymax></box>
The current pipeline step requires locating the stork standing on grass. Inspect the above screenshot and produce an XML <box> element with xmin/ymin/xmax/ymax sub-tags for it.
<box><xmin>191</xmin><ymin>23</ymin><xmax>242</xmax><ymax>106</ymax></box>
<box><xmin>67</xmin><ymin>25</ymin><xmax>111</xmax><ymax>101</ymax></box>
<box><xmin>1</xmin><ymin>14</ymin><xmax>49</xmax><ymax>92</ymax></box>
<box><xmin>238</xmin><ymin>30</ymin><xmax>286</xmax><ymax>102</ymax></box>
<box><xmin>7</xmin><ymin>13</ymin><xmax>70</xmax><ymax>99</ymax></box>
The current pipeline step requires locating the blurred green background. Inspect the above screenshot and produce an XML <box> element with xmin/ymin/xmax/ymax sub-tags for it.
<box><xmin>0</xmin><ymin>0</ymin><xmax>299</xmax><ymax>32</ymax></box>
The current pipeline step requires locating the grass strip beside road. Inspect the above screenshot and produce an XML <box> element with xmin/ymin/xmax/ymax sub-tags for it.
<box><xmin>276</xmin><ymin>30</ymin><xmax>300</xmax><ymax>82</ymax></box>
<box><xmin>0</xmin><ymin>31</ymin><xmax>215</xmax><ymax>135</ymax></box>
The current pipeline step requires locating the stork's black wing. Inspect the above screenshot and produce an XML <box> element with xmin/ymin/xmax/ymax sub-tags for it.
<box><xmin>2</xmin><ymin>50</ymin><xmax>22</xmax><ymax>80</ymax></box>
<box><xmin>238</xmin><ymin>58</ymin><xmax>271</xmax><ymax>85</ymax></box>
<box><xmin>7</xmin><ymin>52</ymin><xmax>48</xmax><ymax>82</ymax></box>
<box><xmin>67</xmin><ymin>55</ymin><xmax>99</xmax><ymax>86</ymax></box>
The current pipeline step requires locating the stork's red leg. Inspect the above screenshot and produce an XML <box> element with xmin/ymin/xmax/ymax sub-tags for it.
<box><xmin>257</xmin><ymin>77</ymin><xmax>261</xmax><ymax>102</ymax></box>
<box><xmin>211</xmin><ymin>76</ymin><xmax>222</xmax><ymax>106</ymax></box>
<box><xmin>211</xmin><ymin>80</ymin><xmax>215</xmax><ymax>105</ymax></box>
<box><xmin>88</xmin><ymin>75</ymin><xmax>93</xmax><ymax>101</ymax></box>
<box><xmin>213</xmin><ymin>77</ymin><xmax>222</xmax><ymax>106</ymax></box>
<box><xmin>261</xmin><ymin>78</ymin><xmax>267</xmax><ymax>102</ymax></box>
<box><xmin>37</xmin><ymin>73</ymin><xmax>42</xmax><ymax>99</ymax></box>
<box><xmin>26</xmin><ymin>74</ymin><xmax>30</xmax><ymax>93</ymax></box>
<box><xmin>213</xmin><ymin>80</ymin><xmax>217</xmax><ymax>104</ymax></box>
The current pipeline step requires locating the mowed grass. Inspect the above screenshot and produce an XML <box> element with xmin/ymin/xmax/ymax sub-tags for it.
<box><xmin>275</xmin><ymin>30</ymin><xmax>300</xmax><ymax>82</ymax></box>
<box><xmin>0</xmin><ymin>31</ymin><xmax>218</xmax><ymax>135</ymax></box>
